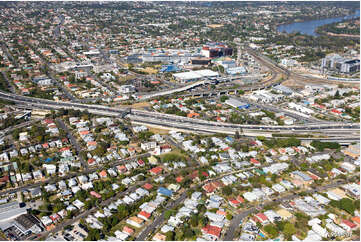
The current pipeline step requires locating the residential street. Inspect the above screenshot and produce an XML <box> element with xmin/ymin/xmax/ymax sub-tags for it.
<box><xmin>223</xmin><ymin>175</ymin><xmax>359</xmax><ymax>240</ymax></box>
<box><xmin>56</xmin><ymin>118</ymin><xmax>89</xmax><ymax>171</ymax></box>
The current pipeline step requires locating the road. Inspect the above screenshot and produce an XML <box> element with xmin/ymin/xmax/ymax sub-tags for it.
<box><xmin>25</xmin><ymin>41</ymin><xmax>79</xmax><ymax>102</ymax></box>
<box><xmin>234</xmin><ymin>96</ymin><xmax>325</xmax><ymax>124</ymax></box>
<box><xmin>0</xmin><ymin>152</ymin><xmax>149</xmax><ymax>197</ymax></box>
<box><xmin>55</xmin><ymin>118</ymin><xmax>89</xmax><ymax>171</ymax></box>
<box><xmin>0</xmin><ymin>119</ymin><xmax>40</xmax><ymax>137</ymax></box>
<box><xmin>223</xmin><ymin>175</ymin><xmax>359</xmax><ymax>240</ymax></box>
<box><xmin>136</xmin><ymin>192</ymin><xmax>188</xmax><ymax>240</ymax></box>
<box><xmin>35</xmin><ymin>180</ymin><xmax>142</xmax><ymax>240</ymax></box>
<box><xmin>37</xmin><ymin>161</ymin><xmax>207</xmax><ymax>240</ymax></box>
<box><xmin>136</xmin><ymin>164</ymin><xmax>270</xmax><ymax>240</ymax></box>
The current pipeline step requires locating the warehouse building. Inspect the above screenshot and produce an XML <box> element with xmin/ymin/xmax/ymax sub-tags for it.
<box><xmin>225</xmin><ymin>98</ymin><xmax>250</xmax><ymax>109</ymax></box>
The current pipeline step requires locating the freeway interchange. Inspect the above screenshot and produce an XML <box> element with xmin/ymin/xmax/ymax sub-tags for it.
<box><xmin>0</xmin><ymin>43</ymin><xmax>359</xmax><ymax>141</ymax></box>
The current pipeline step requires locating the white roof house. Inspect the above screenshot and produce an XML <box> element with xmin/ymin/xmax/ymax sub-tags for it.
<box><xmin>312</xmin><ymin>224</ymin><xmax>328</xmax><ymax>238</ymax></box>
<box><xmin>312</xmin><ymin>194</ymin><xmax>330</xmax><ymax>204</ymax></box>
<box><xmin>73</xmin><ymin>199</ymin><xmax>85</xmax><ymax>209</ymax></box>
<box><xmin>272</xmin><ymin>184</ymin><xmax>286</xmax><ymax>193</ymax></box>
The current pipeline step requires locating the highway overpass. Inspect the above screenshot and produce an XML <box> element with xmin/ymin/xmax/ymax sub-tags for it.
<box><xmin>0</xmin><ymin>90</ymin><xmax>359</xmax><ymax>138</ymax></box>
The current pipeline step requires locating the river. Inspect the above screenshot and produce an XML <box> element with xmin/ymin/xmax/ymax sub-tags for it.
<box><xmin>277</xmin><ymin>9</ymin><xmax>360</xmax><ymax>36</ymax></box>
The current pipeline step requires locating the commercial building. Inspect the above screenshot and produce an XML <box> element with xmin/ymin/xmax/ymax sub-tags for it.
<box><xmin>201</xmin><ymin>43</ymin><xmax>233</xmax><ymax>58</ymax></box>
<box><xmin>173</xmin><ymin>69</ymin><xmax>219</xmax><ymax>83</ymax></box>
<box><xmin>321</xmin><ymin>54</ymin><xmax>360</xmax><ymax>73</ymax></box>
<box><xmin>133</xmin><ymin>48</ymin><xmax>203</xmax><ymax>63</ymax></box>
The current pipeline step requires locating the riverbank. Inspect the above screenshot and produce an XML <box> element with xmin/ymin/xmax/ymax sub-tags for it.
<box><xmin>314</xmin><ymin>17</ymin><xmax>360</xmax><ymax>38</ymax></box>
<box><xmin>277</xmin><ymin>9</ymin><xmax>360</xmax><ymax>36</ymax></box>
<box><xmin>323</xmin><ymin>32</ymin><xmax>359</xmax><ymax>38</ymax></box>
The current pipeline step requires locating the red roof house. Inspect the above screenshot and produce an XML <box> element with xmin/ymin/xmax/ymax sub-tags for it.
<box><xmin>202</xmin><ymin>225</ymin><xmax>221</xmax><ymax>239</ymax></box>
<box><xmin>149</xmin><ymin>166</ymin><xmax>163</xmax><ymax>175</ymax></box>
<box><xmin>143</xmin><ymin>183</ymin><xmax>153</xmax><ymax>190</ymax></box>
<box><xmin>138</xmin><ymin>211</ymin><xmax>151</xmax><ymax>221</ymax></box>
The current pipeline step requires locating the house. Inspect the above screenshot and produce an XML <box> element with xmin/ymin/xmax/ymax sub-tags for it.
<box><xmin>201</xmin><ymin>224</ymin><xmax>222</xmax><ymax>240</ymax></box>
<box><xmin>32</xmin><ymin>170</ymin><xmax>43</xmax><ymax>180</ymax></box>
<box><xmin>229</xmin><ymin>199</ymin><xmax>240</xmax><ymax>208</ymax></box>
<box><xmin>90</xmin><ymin>191</ymin><xmax>101</xmax><ymax>199</ymax></box>
<box><xmin>276</xmin><ymin>209</ymin><xmax>293</xmax><ymax>220</ymax></box>
<box><xmin>326</xmin><ymin>222</ymin><xmax>346</xmax><ymax>237</ymax></box>
<box><xmin>150</xmin><ymin>166</ymin><xmax>163</xmax><ymax>175</ymax></box>
<box><xmin>340</xmin><ymin>219</ymin><xmax>357</xmax><ymax>231</ymax></box>
<box><xmin>138</xmin><ymin>211</ymin><xmax>151</xmax><ymax>221</ymax></box>
<box><xmin>99</xmin><ymin>170</ymin><xmax>107</xmax><ymax>178</ymax></box>
<box><xmin>250</xmin><ymin>158</ymin><xmax>261</xmax><ymax>166</ymax></box>
<box><xmin>342</xmin><ymin>144</ymin><xmax>360</xmax><ymax>159</ymax></box>
<box><xmin>272</xmin><ymin>184</ymin><xmax>286</xmax><ymax>193</ymax></box>
<box><xmin>43</xmin><ymin>164</ymin><xmax>57</xmax><ymax>175</ymax></box>
<box><xmin>117</xmin><ymin>165</ymin><xmax>128</xmax><ymax>174</ymax></box>
<box><xmin>291</xmin><ymin>171</ymin><xmax>313</xmax><ymax>185</ymax></box>
<box><xmin>44</xmin><ymin>184</ymin><xmax>57</xmax><ymax>192</ymax></box>
<box><xmin>348</xmin><ymin>215</ymin><xmax>359</xmax><ymax>225</ymax></box>
<box><xmin>73</xmin><ymin>200</ymin><xmax>85</xmax><ymax>209</ymax></box>
<box><xmin>204</xmin><ymin>212</ymin><xmax>225</xmax><ymax>223</ymax></box>
<box><xmin>137</xmin><ymin>159</ymin><xmax>145</xmax><ymax>166</ymax></box>
<box><xmin>143</xmin><ymin>183</ymin><xmax>153</xmax><ymax>190</ymax></box>
<box><xmin>161</xmin><ymin>224</ymin><xmax>174</xmax><ymax>234</ymax></box>
<box><xmin>40</xmin><ymin>216</ymin><xmax>53</xmax><ymax>227</ymax></box>
<box><xmin>312</xmin><ymin>224</ymin><xmax>328</xmax><ymax>238</ymax></box>
<box><xmin>141</xmin><ymin>141</ymin><xmax>157</xmax><ymax>151</ymax></box>
<box><xmin>152</xmin><ymin>233</ymin><xmax>166</xmax><ymax>241</ymax></box>
<box><xmin>19</xmin><ymin>132</ymin><xmax>29</xmax><ymax>142</ymax></box>
<box><xmin>122</xmin><ymin>226</ymin><xmax>134</xmax><ymax>236</ymax></box>
<box><xmin>253</xmin><ymin>213</ymin><xmax>269</xmax><ymax>225</ymax></box>
<box><xmin>157</xmin><ymin>187</ymin><xmax>173</xmax><ymax>197</ymax></box>
<box><xmin>202</xmin><ymin>183</ymin><xmax>217</xmax><ymax>194</ymax></box>
<box><xmin>264</xmin><ymin>210</ymin><xmax>282</xmax><ymax>223</ymax></box>
<box><xmin>126</xmin><ymin>216</ymin><xmax>144</xmax><ymax>228</ymax></box>
<box><xmin>114</xmin><ymin>231</ymin><xmax>129</xmax><ymax>240</ymax></box>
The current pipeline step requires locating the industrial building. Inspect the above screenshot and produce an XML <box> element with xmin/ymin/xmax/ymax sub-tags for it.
<box><xmin>226</xmin><ymin>66</ymin><xmax>247</xmax><ymax>75</ymax></box>
<box><xmin>225</xmin><ymin>98</ymin><xmax>250</xmax><ymax>109</ymax></box>
<box><xmin>191</xmin><ymin>58</ymin><xmax>211</xmax><ymax>65</ymax></box>
<box><xmin>272</xmin><ymin>85</ymin><xmax>294</xmax><ymax>96</ymax></box>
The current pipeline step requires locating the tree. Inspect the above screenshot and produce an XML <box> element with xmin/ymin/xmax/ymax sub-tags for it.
<box><xmin>235</xmin><ymin>131</ymin><xmax>240</xmax><ymax>139</ymax></box>
<box><xmin>220</xmin><ymin>95</ymin><xmax>229</xmax><ymax>102</ymax></box>
<box><xmin>283</xmin><ymin>222</ymin><xmax>296</xmax><ymax>238</ymax></box>
<box><xmin>264</xmin><ymin>224</ymin><xmax>279</xmax><ymax>239</ymax></box>
<box><xmin>184</xmin><ymin>228</ymin><xmax>194</xmax><ymax>239</ymax></box>
<box><xmin>165</xmin><ymin>231</ymin><xmax>175</xmax><ymax>241</ymax></box>
<box><xmin>222</xmin><ymin>186</ymin><xmax>233</xmax><ymax>196</ymax></box>
<box><xmin>164</xmin><ymin>210</ymin><xmax>173</xmax><ymax>219</ymax></box>
<box><xmin>190</xmin><ymin>214</ymin><xmax>199</xmax><ymax>227</ymax></box>
<box><xmin>226</xmin><ymin>213</ymin><xmax>233</xmax><ymax>220</ymax></box>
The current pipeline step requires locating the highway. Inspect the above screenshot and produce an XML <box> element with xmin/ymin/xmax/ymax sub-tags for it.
<box><xmin>0</xmin><ymin>90</ymin><xmax>359</xmax><ymax>139</ymax></box>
